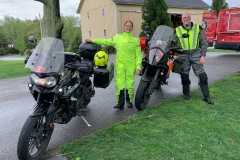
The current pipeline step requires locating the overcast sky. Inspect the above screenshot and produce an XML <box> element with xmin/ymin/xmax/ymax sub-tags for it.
<box><xmin>203</xmin><ymin>0</ymin><xmax>240</xmax><ymax>8</ymax></box>
<box><xmin>0</xmin><ymin>0</ymin><xmax>80</xmax><ymax>20</ymax></box>
<box><xmin>0</xmin><ymin>0</ymin><xmax>240</xmax><ymax>20</ymax></box>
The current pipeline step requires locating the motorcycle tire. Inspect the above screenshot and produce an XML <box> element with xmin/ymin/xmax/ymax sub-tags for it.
<box><xmin>135</xmin><ymin>80</ymin><xmax>150</xmax><ymax>111</ymax></box>
<box><xmin>17</xmin><ymin>116</ymin><xmax>53</xmax><ymax>160</ymax></box>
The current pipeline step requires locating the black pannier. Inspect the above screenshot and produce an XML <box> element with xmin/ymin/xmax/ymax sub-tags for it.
<box><xmin>64</xmin><ymin>54</ymin><xmax>77</xmax><ymax>65</ymax></box>
<box><xmin>78</xmin><ymin>43</ymin><xmax>101</xmax><ymax>61</ymax></box>
<box><xmin>94</xmin><ymin>63</ymin><xmax>114</xmax><ymax>88</ymax></box>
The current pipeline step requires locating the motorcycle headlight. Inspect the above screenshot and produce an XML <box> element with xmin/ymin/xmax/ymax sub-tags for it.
<box><xmin>30</xmin><ymin>74</ymin><xmax>57</xmax><ymax>88</ymax></box>
<box><xmin>148</xmin><ymin>48</ymin><xmax>164</xmax><ymax>65</ymax></box>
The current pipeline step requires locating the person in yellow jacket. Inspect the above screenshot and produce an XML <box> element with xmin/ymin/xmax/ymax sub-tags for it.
<box><xmin>85</xmin><ymin>21</ymin><xmax>142</xmax><ymax>109</ymax></box>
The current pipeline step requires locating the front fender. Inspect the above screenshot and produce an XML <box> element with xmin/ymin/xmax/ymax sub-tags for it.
<box><xmin>30</xmin><ymin>101</ymin><xmax>51</xmax><ymax>116</ymax></box>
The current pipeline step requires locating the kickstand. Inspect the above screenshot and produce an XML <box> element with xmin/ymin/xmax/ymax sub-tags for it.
<box><xmin>159</xmin><ymin>86</ymin><xmax>166</xmax><ymax>99</ymax></box>
<box><xmin>81</xmin><ymin>116</ymin><xmax>91</xmax><ymax>127</ymax></box>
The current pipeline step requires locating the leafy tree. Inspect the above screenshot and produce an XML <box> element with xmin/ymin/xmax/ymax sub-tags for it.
<box><xmin>25</xmin><ymin>19</ymin><xmax>42</xmax><ymax>42</ymax></box>
<box><xmin>1</xmin><ymin>16</ymin><xmax>22</xmax><ymax>42</ymax></box>
<box><xmin>0</xmin><ymin>26</ymin><xmax>7</xmax><ymax>48</ymax></box>
<box><xmin>68</xmin><ymin>33</ymin><xmax>82</xmax><ymax>52</ymax></box>
<box><xmin>1</xmin><ymin>16</ymin><xmax>27</xmax><ymax>53</ymax></box>
<box><xmin>0</xmin><ymin>1</ymin><xmax>82</xmax><ymax>54</ymax></box>
<box><xmin>140</xmin><ymin>0</ymin><xmax>173</xmax><ymax>37</ymax></box>
<box><xmin>211</xmin><ymin>0</ymin><xmax>228</xmax><ymax>13</ymax></box>
<box><xmin>13</xmin><ymin>37</ymin><xmax>26</xmax><ymax>54</ymax></box>
<box><xmin>61</xmin><ymin>16</ymin><xmax>82</xmax><ymax>52</ymax></box>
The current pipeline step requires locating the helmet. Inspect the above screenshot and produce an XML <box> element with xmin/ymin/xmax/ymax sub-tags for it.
<box><xmin>94</xmin><ymin>51</ymin><xmax>109</xmax><ymax>66</ymax></box>
<box><xmin>29</xmin><ymin>36</ymin><xmax>37</xmax><ymax>43</ymax></box>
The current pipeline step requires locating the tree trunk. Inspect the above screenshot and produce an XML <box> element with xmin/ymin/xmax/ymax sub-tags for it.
<box><xmin>35</xmin><ymin>0</ymin><xmax>63</xmax><ymax>39</ymax></box>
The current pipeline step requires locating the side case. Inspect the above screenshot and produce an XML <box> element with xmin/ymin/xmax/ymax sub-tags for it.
<box><xmin>94</xmin><ymin>63</ymin><xmax>114</xmax><ymax>88</ymax></box>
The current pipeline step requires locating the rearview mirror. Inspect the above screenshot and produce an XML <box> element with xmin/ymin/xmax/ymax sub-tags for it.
<box><xmin>202</xmin><ymin>20</ymin><xmax>207</xmax><ymax>30</ymax></box>
<box><xmin>145</xmin><ymin>25</ymin><xmax>150</xmax><ymax>32</ymax></box>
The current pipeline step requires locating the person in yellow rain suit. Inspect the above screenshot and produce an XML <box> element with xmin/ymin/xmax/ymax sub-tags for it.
<box><xmin>85</xmin><ymin>21</ymin><xmax>142</xmax><ymax>110</ymax></box>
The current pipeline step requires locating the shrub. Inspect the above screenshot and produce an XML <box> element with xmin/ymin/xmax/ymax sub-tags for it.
<box><xmin>26</xmin><ymin>43</ymin><xmax>36</xmax><ymax>49</ymax></box>
<box><xmin>6</xmin><ymin>48</ymin><xmax>19</xmax><ymax>54</ymax></box>
<box><xmin>0</xmin><ymin>48</ymin><xmax>6</xmax><ymax>56</ymax></box>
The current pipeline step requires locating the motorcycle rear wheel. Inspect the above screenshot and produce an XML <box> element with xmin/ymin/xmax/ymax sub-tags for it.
<box><xmin>17</xmin><ymin>116</ymin><xmax>53</xmax><ymax>160</ymax></box>
<box><xmin>135</xmin><ymin>80</ymin><xmax>150</xmax><ymax>111</ymax></box>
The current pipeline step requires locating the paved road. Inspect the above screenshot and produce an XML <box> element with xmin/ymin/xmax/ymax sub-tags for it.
<box><xmin>0</xmin><ymin>52</ymin><xmax>239</xmax><ymax>160</ymax></box>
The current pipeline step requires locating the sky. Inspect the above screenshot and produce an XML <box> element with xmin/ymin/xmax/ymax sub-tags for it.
<box><xmin>0</xmin><ymin>0</ymin><xmax>240</xmax><ymax>20</ymax></box>
<box><xmin>203</xmin><ymin>0</ymin><xmax>240</xmax><ymax>8</ymax></box>
<box><xmin>0</xmin><ymin>0</ymin><xmax>80</xmax><ymax>20</ymax></box>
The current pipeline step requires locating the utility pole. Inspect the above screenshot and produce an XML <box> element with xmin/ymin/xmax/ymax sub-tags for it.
<box><xmin>39</xmin><ymin>13</ymin><xmax>43</xmax><ymax>38</ymax></box>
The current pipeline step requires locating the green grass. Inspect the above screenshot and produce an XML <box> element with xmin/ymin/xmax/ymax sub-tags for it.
<box><xmin>60</xmin><ymin>73</ymin><xmax>240</xmax><ymax>160</ymax></box>
<box><xmin>0</xmin><ymin>60</ymin><xmax>30</xmax><ymax>79</ymax></box>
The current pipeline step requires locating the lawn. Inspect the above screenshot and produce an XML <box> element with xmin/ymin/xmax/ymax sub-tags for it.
<box><xmin>60</xmin><ymin>73</ymin><xmax>240</xmax><ymax>160</ymax></box>
<box><xmin>0</xmin><ymin>60</ymin><xmax>30</xmax><ymax>79</ymax></box>
<box><xmin>207</xmin><ymin>48</ymin><xmax>240</xmax><ymax>53</ymax></box>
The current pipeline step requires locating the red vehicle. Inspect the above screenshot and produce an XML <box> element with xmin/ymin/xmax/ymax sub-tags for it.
<box><xmin>202</xmin><ymin>8</ymin><xmax>240</xmax><ymax>50</ymax></box>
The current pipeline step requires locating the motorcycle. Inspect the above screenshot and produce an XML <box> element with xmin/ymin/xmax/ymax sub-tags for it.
<box><xmin>17</xmin><ymin>37</ymin><xmax>114</xmax><ymax>160</ymax></box>
<box><xmin>135</xmin><ymin>25</ymin><xmax>182</xmax><ymax>111</ymax></box>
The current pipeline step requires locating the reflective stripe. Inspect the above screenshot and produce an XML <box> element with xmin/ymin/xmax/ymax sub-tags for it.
<box><xmin>192</xmin><ymin>24</ymin><xmax>197</xmax><ymax>49</ymax></box>
<box><xmin>176</xmin><ymin>27</ymin><xmax>187</xmax><ymax>49</ymax></box>
<box><xmin>176</xmin><ymin>25</ymin><xmax>200</xmax><ymax>50</ymax></box>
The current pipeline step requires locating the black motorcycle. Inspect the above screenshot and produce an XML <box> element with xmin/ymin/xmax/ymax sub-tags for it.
<box><xmin>17</xmin><ymin>37</ymin><xmax>114</xmax><ymax>160</ymax></box>
<box><xmin>135</xmin><ymin>25</ymin><xmax>182</xmax><ymax>111</ymax></box>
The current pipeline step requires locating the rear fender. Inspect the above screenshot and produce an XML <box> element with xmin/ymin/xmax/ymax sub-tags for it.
<box><xmin>30</xmin><ymin>101</ymin><xmax>51</xmax><ymax>116</ymax></box>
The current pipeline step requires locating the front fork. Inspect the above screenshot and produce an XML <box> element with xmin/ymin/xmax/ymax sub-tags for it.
<box><xmin>142</xmin><ymin>67</ymin><xmax>165</xmax><ymax>98</ymax></box>
<box><xmin>148</xmin><ymin>68</ymin><xmax>161</xmax><ymax>95</ymax></box>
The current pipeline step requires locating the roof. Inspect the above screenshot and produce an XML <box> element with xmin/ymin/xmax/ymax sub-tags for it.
<box><xmin>112</xmin><ymin>0</ymin><xmax>144</xmax><ymax>4</ymax></box>
<box><xmin>112</xmin><ymin>0</ymin><xmax>210</xmax><ymax>8</ymax></box>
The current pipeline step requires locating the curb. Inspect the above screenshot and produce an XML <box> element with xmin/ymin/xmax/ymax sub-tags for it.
<box><xmin>42</xmin><ymin>148</ymin><xmax>68</xmax><ymax>160</ymax></box>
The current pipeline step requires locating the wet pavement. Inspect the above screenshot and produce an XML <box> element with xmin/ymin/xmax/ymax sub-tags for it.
<box><xmin>0</xmin><ymin>54</ymin><xmax>25</xmax><ymax>61</ymax></box>
<box><xmin>0</xmin><ymin>52</ymin><xmax>239</xmax><ymax>160</ymax></box>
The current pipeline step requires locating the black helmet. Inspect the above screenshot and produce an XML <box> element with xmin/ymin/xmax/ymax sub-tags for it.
<box><xmin>29</xmin><ymin>36</ymin><xmax>37</xmax><ymax>43</ymax></box>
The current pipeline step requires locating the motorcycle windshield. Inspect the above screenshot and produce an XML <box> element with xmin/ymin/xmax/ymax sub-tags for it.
<box><xmin>149</xmin><ymin>25</ymin><xmax>174</xmax><ymax>52</ymax></box>
<box><xmin>26</xmin><ymin>37</ymin><xmax>65</xmax><ymax>75</ymax></box>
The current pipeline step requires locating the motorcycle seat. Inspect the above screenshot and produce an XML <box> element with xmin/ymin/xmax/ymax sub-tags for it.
<box><xmin>77</xmin><ymin>61</ymin><xmax>93</xmax><ymax>73</ymax></box>
<box><xmin>65</xmin><ymin>60</ymin><xmax>93</xmax><ymax>73</ymax></box>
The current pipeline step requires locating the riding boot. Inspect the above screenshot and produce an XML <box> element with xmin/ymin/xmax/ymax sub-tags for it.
<box><xmin>114</xmin><ymin>90</ymin><xmax>125</xmax><ymax>109</ymax></box>
<box><xmin>126</xmin><ymin>89</ymin><xmax>133</xmax><ymax>108</ymax></box>
<box><xmin>200</xmin><ymin>84</ymin><xmax>214</xmax><ymax>105</ymax></box>
<box><xmin>181</xmin><ymin>74</ymin><xmax>191</xmax><ymax>100</ymax></box>
<box><xmin>182</xmin><ymin>84</ymin><xmax>190</xmax><ymax>100</ymax></box>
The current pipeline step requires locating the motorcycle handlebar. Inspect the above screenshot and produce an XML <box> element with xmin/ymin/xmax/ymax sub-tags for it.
<box><xmin>170</xmin><ymin>48</ymin><xmax>184</xmax><ymax>55</ymax></box>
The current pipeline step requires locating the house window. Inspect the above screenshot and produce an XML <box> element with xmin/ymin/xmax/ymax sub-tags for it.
<box><xmin>104</xmin><ymin>29</ymin><xmax>107</xmax><ymax>37</ymax></box>
<box><xmin>87</xmin><ymin>12</ymin><xmax>90</xmax><ymax>19</ymax></box>
<box><xmin>89</xmin><ymin>30</ymin><xmax>91</xmax><ymax>37</ymax></box>
<box><xmin>102</xmin><ymin>8</ymin><xmax>105</xmax><ymax>16</ymax></box>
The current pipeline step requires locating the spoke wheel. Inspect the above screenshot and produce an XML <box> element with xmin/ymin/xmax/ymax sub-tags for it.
<box><xmin>17</xmin><ymin>116</ymin><xmax>53</xmax><ymax>160</ymax></box>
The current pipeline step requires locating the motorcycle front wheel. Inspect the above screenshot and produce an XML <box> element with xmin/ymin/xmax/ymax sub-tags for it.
<box><xmin>135</xmin><ymin>80</ymin><xmax>150</xmax><ymax>111</ymax></box>
<box><xmin>17</xmin><ymin>116</ymin><xmax>53</xmax><ymax>160</ymax></box>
